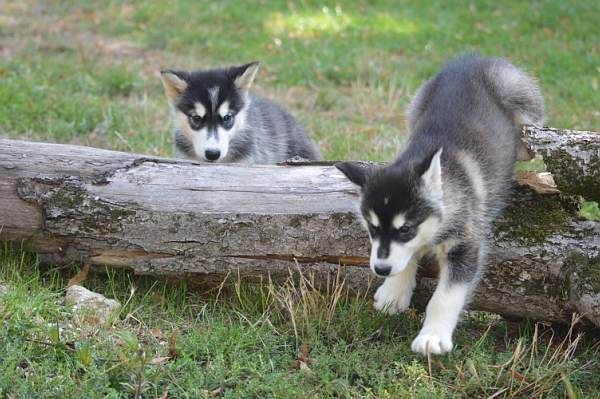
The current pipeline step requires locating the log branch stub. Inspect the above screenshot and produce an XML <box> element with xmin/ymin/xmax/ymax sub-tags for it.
<box><xmin>523</xmin><ymin>126</ymin><xmax>600</xmax><ymax>201</ymax></box>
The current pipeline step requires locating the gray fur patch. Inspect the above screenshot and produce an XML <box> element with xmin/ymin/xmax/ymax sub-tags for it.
<box><xmin>224</xmin><ymin>95</ymin><xmax>321</xmax><ymax>163</ymax></box>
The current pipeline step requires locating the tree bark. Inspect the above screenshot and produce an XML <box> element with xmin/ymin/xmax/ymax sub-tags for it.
<box><xmin>523</xmin><ymin>126</ymin><xmax>600</xmax><ymax>201</ymax></box>
<box><xmin>1</xmin><ymin>127</ymin><xmax>599</xmax><ymax>327</ymax></box>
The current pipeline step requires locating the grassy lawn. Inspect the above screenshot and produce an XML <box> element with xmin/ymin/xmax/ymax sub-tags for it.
<box><xmin>2</xmin><ymin>247</ymin><xmax>598</xmax><ymax>398</ymax></box>
<box><xmin>1</xmin><ymin>0</ymin><xmax>599</xmax><ymax>397</ymax></box>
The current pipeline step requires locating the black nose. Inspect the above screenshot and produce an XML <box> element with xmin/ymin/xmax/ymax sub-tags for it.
<box><xmin>205</xmin><ymin>149</ymin><xmax>221</xmax><ymax>161</ymax></box>
<box><xmin>374</xmin><ymin>264</ymin><xmax>391</xmax><ymax>277</ymax></box>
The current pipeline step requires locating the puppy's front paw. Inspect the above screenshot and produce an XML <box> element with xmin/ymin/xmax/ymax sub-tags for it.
<box><xmin>411</xmin><ymin>332</ymin><xmax>453</xmax><ymax>355</ymax></box>
<box><xmin>373</xmin><ymin>283</ymin><xmax>411</xmax><ymax>315</ymax></box>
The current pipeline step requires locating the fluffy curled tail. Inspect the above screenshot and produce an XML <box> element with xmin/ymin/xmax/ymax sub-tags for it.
<box><xmin>485</xmin><ymin>58</ymin><xmax>544</xmax><ymax>128</ymax></box>
<box><xmin>406</xmin><ymin>55</ymin><xmax>544</xmax><ymax>160</ymax></box>
<box><xmin>484</xmin><ymin>58</ymin><xmax>544</xmax><ymax>160</ymax></box>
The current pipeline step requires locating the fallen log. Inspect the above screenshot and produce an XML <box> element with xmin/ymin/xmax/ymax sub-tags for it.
<box><xmin>523</xmin><ymin>126</ymin><xmax>600</xmax><ymax>201</ymax></box>
<box><xmin>1</xmin><ymin>127</ymin><xmax>599</xmax><ymax>327</ymax></box>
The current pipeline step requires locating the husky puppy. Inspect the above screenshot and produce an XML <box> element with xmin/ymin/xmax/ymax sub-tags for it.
<box><xmin>160</xmin><ymin>62</ymin><xmax>320</xmax><ymax>163</ymax></box>
<box><xmin>336</xmin><ymin>55</ymin><xmax>543</xmax><ymax>355</ymax></box>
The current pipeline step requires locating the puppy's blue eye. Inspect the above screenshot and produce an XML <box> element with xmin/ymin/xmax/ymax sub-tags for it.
<box><xmin>222</xmin><ymin>113</ymin><xmax>235</xmax><ymax>128</ymax></box>
<box><xmin>189</xmin><ymin>115</ymin><xmax>203</xmax><ymax>125</ymax></box>
<box><xmin>398</xmin><ymin>225</ymin><xmax>411</xmax><ymax>234</ymax></box>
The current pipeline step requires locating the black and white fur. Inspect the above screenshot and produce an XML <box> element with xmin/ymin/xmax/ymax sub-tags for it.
<box><xmin>336</xmin><ymin>55</ymin><xmax>543</xmax><ymax>355</ymax></box>
<box><xmin>160</xmin><ymin>62</ymin><xmax>320</xmax><ymax>163</ymax></box>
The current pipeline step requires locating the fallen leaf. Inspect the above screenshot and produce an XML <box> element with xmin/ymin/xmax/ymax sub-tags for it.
<box><xmin>511</xmin><ymin>370</ymin><xmax>526</xmax><ymax>381</ymax></box>
<box><xmin>292</xmin><ymin>342</ymin><xmax>315</xmax><ymax>371</ymax></box>
<box><xmin>291</xmin><ymin>359</ymin><xmax>312</xmax><ymax>372</ymax></box>
<box><xmin>202</xmin><ymin>387</ymin><xmax>222</xmax><ymax>397</ymax></box>
<box><xmin>298</xmin><ymin>342</ymin><xmax>310</xmax><ymax>362</ymax></box>
<box><xmin>155</xmin><ymin>389</ymin><xmax>169</xmax><ymax>399</ymax></box>
<box><xmin>68</xmin><ymin>263</ymin><xmax>91</xmax><ymax>287</ymax></box>
<box><xmin>149</xmin><ymin>356</ymin><xmax>170</xmax><ymax>366</ymax></box>
<box><xmin>299</xmin><ymin>360</ymin><xmax>311</xmax><ymax>371</ymax></box>
<box><xmin>168</xmin><ymin>330</ymin><xmax>178</xmax><ymax>358</ymax></box>
<box><xmin>150</xmin><ymin>328</ymin><xmax>165</xmax><ymax>341</ymax></box>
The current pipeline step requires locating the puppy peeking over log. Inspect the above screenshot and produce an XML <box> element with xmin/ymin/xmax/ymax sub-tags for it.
<box><xmin>160</xmin><ymin>62</ymin><xmax>320</xmax><ymax>164</ymax></box>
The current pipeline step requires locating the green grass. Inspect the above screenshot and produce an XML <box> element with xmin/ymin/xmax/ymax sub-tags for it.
<box><xmin>1</xmin><ymin>0</ymin><xmax>600</xmax><ymax>397</ymax></box>
<box><xmin>579</xmin><ymin>201</ymin><xmax>600</xmax><ymax>222</ymax></box>
<box><xmin>1</xmin><ymin>0</ymin><xmax>598</xmax><ymax>160</ymax></box>
<box><xmin>1</xmin><ymin>247</ymin><xmax>599</xmax><ymax>398</ymax></box>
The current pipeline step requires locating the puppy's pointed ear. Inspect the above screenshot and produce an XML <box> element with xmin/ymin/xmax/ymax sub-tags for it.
<box><xmin>160</xmin><ymin>70</ymin><xmax>188</xmax><ymax>102</ymax></box>
<box><xmin>419</xmin><ymin>148</ymin><xmax>443</xmax><ymax>198</ymax></box>
<box><xmin>232</xmin><ymin>62</ymin><xmax>260</xmax><ymax>91</ymax></box>
<box><xmin>335</xmin><ymin>162</ymin><xmax>370</xmax><ymax>187</ymax></box>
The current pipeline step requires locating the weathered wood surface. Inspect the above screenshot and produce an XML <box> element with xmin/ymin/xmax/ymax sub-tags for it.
<box><xmin>1</xmin><ymin>126</ymin><xmax>599</xmax><ymax>327</ymax></box>
<box><xmin>523</xmin><ymin>126</ymin><xmax>600</xmax><ymax>201</ymax></box>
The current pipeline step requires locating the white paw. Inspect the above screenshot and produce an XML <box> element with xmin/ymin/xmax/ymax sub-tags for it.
<box><xmin>411</xmin><ymin>331</ymin><xmax>453</xmax><ymax>355</ymax></box>
<box><xmin>373</xmin><ymin>283</ymin><xmax>411</xmax><ymax>315</ymax></box>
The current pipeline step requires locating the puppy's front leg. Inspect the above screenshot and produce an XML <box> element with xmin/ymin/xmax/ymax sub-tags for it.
<box><xmin>411</xmin><ymin>243</ymin><xmax>479</xmax><ymax>355</ymax></box>
<box><xmin>373</xmin><ymin>259</ymin><xmax>418</xmax><ymax>314</ymax></box>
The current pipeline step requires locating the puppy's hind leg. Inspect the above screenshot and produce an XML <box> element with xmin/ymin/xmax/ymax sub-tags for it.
<box><xmin>411</xmin><ymin>242</ymin><xmax>481</xmax><ymax>355</ymax></box>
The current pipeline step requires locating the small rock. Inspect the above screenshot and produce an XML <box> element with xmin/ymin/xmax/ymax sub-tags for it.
<box><xmin>0</xmin><ymin>283</ymin><xmax>8</xmax><ymax>296</ymax></box>
<box><xmin>66</xmin><ymin>285</ymin><xmax>121</xmax><ymax>324</ymax></box>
